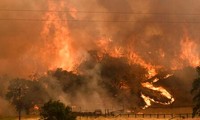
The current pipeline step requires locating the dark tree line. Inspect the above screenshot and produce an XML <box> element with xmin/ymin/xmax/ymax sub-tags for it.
<box><xmin>2</xmin><ymin>53</ymin><xmax>200</xmax><ymax>118</ymax></box>
<box><xmin>4</xmin><ymin>54</ymin><xmax>148</xmax><ymax>114</ymax></box>
<box><xmin>191</xmin><ymin>66</ymin><xmax>200</xmax><ymax>117</ymax></box>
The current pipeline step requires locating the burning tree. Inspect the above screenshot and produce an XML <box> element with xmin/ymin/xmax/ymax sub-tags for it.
<box><xmin>191</xmin><ymin>66</ymin><xmax>200</xmax><ymax>117</ymax></box>
<box><xmin>99</xmin><ymin>54</ymin><xmax>146</xmax><ymax>108</ymax></box>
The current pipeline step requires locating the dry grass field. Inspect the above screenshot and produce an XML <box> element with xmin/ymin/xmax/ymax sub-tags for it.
<box><xmin>0</xmin><ymin>116</ymin><xmax>200</xmax><ymax>120</ymax></box>
<box><xmin>0</xmin><ymin>107</ymin><xmax>198</xmax><ymax>120</ymax></box>
<box><xmin>77</xmin><ymin>116</ymin><xmax>199</xmax><ymax>120</ymax></box>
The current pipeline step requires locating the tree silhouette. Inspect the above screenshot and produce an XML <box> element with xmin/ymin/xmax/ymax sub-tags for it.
<box><xmin>191</xmin><ymin>66</ymin><xmax>200</xmax><ymax>117</ymax></box>
<box><xmin>6</xmin><ymin>78</ymin><xmax>48</xmax><ymax>114</ymax></box>
<box><xmin>40</xmin><ymin>100</ymin><xmax>76</xmax><ymax>120</ymax></box>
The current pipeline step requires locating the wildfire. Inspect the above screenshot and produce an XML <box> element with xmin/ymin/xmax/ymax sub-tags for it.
<box><xmin>141</xmin><ymin>82</ymin><xmax>174</xmax><ymax>102</ymax></box>
<box><xmin>96</xmin><ymin>37</ymin><xmax>174</xmax><ymax>108</ymax></box>
<box><xmin>141</xmin><ymin>92</ymin><xmax>174</xmax><ymax>109</ymax></box>
<box><xmin>40</xmin><ymin>0</ymin><xmax>83</xmax><ymax>71</ymax></box>
<box><xmin>97</xmin><ymin>37</ymin><xmax>159</xmax><ymax>79</ymax></box>
<box><xmin>34</xmin><ymin>105</ymin><xmax>39</xmax><ymax>110</ymax></box>
<box><xmin>141</xmin><ymin>93</ymin><xmax>151</xmax><ymax>109</ymax></box>
<box><xmin>128</xmin><ymin>52</ymin><xmax>158</xmax><ymax>78</ymax></box>
<box><xmin>141</xmin><ymin>73</ymin><xmax>175</xmax><ymax>108</ymax></box>
<box><xmin>171</xmin><ymin>31</ymin><xmax>200</xmax><ymax>70</ymax></box>
<box><xmin>180</xmin><ymin>34</ymin><xmax>200</xmax><ymax>67</ymax></box>
<box><xmin>39</xmin><ymin>1</ymin><xmax>200</xmax><ymax>110</ymax></box>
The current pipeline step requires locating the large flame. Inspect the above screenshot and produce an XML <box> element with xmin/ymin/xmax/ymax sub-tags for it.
<box><xmin>39</xmin><ymin>1</ymin><xmax>200</xmax><ymax>109</ymax></box>
<box><xmin>97</xmin><ymin>37</ymin><xmax>158</xmax><ymax>78</ymax></box>
<box><xmin>96</xmin><ymin>37</ymin><xmax>174</xmax><ymax>108</ymax></box>
<box><xmin>172</xmin><ymin>31</ymin><xmax>200</xmax><ymax>70</ymax></box>
<box><xmin>141</xmin><ymin>82</ymin><xmax>175</xmax><ymax>103</ymax></box>
<box><xmin>180</xmin><ymin>34</ymin><xmax>200</xmax><ymax>67</ymax></box>
<box><xmin>40</xmin><ymin>1</ymin><xmax>82</xmax><ymax>72</ymax></box>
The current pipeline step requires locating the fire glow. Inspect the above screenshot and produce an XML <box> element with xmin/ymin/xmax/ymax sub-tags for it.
<box><xmin>37</xmin><ymin>1</ymin><xmax>200</xmax><ymax>109</ymax></box>
<box><xmin>40</xmin><ymin>0</ymin><xmax>82</xmax><ymax>72</ymax></box>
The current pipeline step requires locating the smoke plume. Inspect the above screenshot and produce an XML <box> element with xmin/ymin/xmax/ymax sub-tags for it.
<box><xmin>0</xmin><ymin>0</ymin><xmax>200</xmax><ymax>113</ymax></box>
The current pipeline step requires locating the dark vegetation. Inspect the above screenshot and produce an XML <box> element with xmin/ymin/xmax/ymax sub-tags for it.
<box><xmin>6</xmin><ymin>78</ymin><xmax>49</xmax><ymax>114</ymax></box>
<box><xmin>40</xmin><ymin>100</ymin><xmax>76</xmax><ymax>120</ymax></box>
<box><xmin>0</xmin><ymin>53</ymin><xmax>198</xmax><ymax>116</ymax></box>
<box><xmin>191</xmin><ymin>66</ymin><xmax>200</xmax><ymax>117</ymax></box>
<box><xmin>2</xmin><ymin>54</ymin><xmax>147</xmax><ymax>114</ymax></box>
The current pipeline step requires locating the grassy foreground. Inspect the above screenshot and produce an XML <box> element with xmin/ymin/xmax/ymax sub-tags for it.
<box><xmin>0</xmin><ymin>116</ymin><xmax>199</xmax><ymax>120</ymax></box>
<box><xmin>77</xmin><ymin>117</ymin><xmax>168</xmax><ymax>120</ymax></box>
<box><xmin>0</xmin><ymin>116</ymin><xmax>39</xmax><ymax>120</ymax></box>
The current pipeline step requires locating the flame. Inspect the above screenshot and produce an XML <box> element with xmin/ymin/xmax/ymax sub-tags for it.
<box><xmin>97</xmin><ymin>36</ymin><xmax>113</xmax><ymax>54</ymax></box>
<box><xmin>141</xmin><ymin>74</ymin><xmax>175</xmax><ymax>108</ymax></box>
<box><xmin>180</xmin><ymin>35</ymin><xmax>200</xmax><ymax>67</ymax></box>
<box><xmin>152</xmin><ymin>78</ymin><xmax>159</xmax><ymax>83</ymax></box>
<box><xmin>141</xmin><ymin>82</ymin><xmax>173</xmax><ymax>101</ymax></box>
<box><xmin>141</xmin><ymin>93</ymin><xmax>151</xmax><ymax>109</ymax></box>
<box><xmin>96</xmin><ymin>37</ymin><xmax>174</xmax><ymax>108</ymax></box>
<box><xmin>128</xmin><ymin>52</ymin><xmax>158</xmax><ymax>78</ymax></box>
<box><xmin>39</xmin><ymin>1</ymin><xmax>182</xmax><ymax>109</ymax></box>
<box><xmin>141</xmin><ymin>92</ymin><xmax>174</xmax><ymax>109</ymax></box>
<box><xmin>164</xmin><ymin>74</ymin><xmax>173</xmax><ymax>79</ymax></box>
<box><xmin>40</xmin><ymin>1</ymin><xmax>84</xmax><ymax>71</ymax></box>
<box><xmin>171</xmin><ymin>31</ymin><xmax>200</xmax><ymax>70</ymax></box>
<box><xmin>97</xmin><ymin>37</ymin><xmax>159</xmax><ymax>78</ymax></box>
<box><xmin>34</xmin><ymin>105</ymin><xmax>39</xmax><ymax>110</ymax></box>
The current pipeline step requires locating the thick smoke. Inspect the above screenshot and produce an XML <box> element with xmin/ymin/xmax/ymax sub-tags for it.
<box><xmin>0</xmin><ymin>0</ymin><xmax>200</xmax><ymax>75</ymax></box>
<box><xmin>0</xmin><ymin>75</ymin><xmax>16</xmax><ymax>115</ymax></box>
<box><xmin>0</xmin><ymin>0</ymin><xmax>200</xmax><ymax>114</ymax></box>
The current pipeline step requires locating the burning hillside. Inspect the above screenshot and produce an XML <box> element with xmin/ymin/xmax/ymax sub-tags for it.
<box><xmin>0</xmin><ymin>0</ymin><xmax>200</xmax><ymax>114</ymax></box>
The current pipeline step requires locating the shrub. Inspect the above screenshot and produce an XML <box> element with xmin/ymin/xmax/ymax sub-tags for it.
<box><xmin>40</xmin><ymin>100</ymin><xmax>76</xmax><ymax>120</ymax></box>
